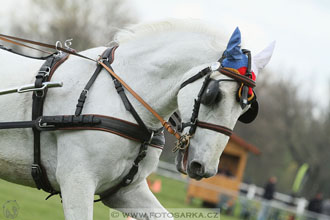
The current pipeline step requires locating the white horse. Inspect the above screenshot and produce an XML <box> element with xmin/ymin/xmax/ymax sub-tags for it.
<box><xmin>0</xmin><ymin>19</ymin><xmax>274</xmax><ymax>220</ymax></box>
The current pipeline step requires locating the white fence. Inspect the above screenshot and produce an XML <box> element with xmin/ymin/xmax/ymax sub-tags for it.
<box><xmin>155</xmin><ymin>161</ymin><xmax>330</xmax><ymax>220</ymax></box>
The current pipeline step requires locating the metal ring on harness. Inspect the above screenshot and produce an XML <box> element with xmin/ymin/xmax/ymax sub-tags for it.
<box><xmin>172</xmin><ymin>134</ymin><xmax>192</xmax><ymax>153</ymax></box>
<box><xmin>55</xmin><ymin>41</ymin><xmax>63</xmax><ymax>54</ymax></box>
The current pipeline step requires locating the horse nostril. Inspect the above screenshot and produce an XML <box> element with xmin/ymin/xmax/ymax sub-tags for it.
<box><xmin>190</xmin><ymin>161</ymin><xmax>205</xmax><ymax>175</ymax></box>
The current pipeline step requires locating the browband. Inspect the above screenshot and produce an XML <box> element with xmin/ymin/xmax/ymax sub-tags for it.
<box><xmin>218</xmin><ymin>68</ymin><xmax>256</xmax><ymax>88</ymax></box>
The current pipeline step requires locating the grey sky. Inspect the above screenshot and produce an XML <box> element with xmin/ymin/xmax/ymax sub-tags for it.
<box><xmin>1</xmin><ymin>0</ymin><xmax>330</xmax><ymax>107</ymax></box>
<box><xmin>133</xmin><ymin>0</ymin><xmax>330</xmax><ymax>108</ymax></box>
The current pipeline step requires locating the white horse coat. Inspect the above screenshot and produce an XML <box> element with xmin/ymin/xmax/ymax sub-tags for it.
<box><xmin>0</xmin><ymin>20</ymin><xmax>274</xmax><ymax>220</ymax></box>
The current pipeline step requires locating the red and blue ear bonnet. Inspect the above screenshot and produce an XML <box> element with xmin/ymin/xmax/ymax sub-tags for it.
<box><xmin>221</xmin><ymin>27</ymin><xmax>256</xmax><ymax>98</ymax></box>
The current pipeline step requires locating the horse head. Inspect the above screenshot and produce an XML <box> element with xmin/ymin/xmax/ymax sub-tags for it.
<box><xmin>176</xmin><ymin>27</ymin><xmax>275</xmax><ymax>180</ymax></box>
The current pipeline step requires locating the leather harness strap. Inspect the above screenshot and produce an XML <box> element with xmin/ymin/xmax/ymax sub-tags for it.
<box><xmin>219</xmin><ymin>68</ymin><xmax>256</xmax><ymax>88</ymax></box>
<box><xmin>74</xmin><ymin>49</ymin><xmax>113</xmax><ymax>116</ymax></box>
<box><xmin>99</xmin><ymin>61</ymin><xmax>181</xmax><ymax>140</ymax></box>
<box><xmin>97</xmin><ymin>48</ymin><xmax>151</xmax><ymax>138</ymax></box>
<box><xmin>31</xmin><ymin>52</ymin><xmax>70</xmax><ymax>196</ymax></box>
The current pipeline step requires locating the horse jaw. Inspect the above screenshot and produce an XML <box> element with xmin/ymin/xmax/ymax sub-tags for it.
<box><xmin>185</xmin><ymin>133</ymin><xmax>230</xmax><ymax>180</ymax></box>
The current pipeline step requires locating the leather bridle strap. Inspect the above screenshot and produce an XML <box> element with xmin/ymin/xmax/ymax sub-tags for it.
<box><xmin>219</xmin><ymin>68</ymin><xmax>256</xmax><ymax>88</ymax></box>
<box><xmin>196</xmin><ymin>121</ymin><xmax>233</xmax><ymax>136</ymax></box>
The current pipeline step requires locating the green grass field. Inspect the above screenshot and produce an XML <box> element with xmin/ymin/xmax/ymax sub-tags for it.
<box><xmin>0</xmin><ymin>174</ymin><xmax>238</xmax><ymax>220</ymax></box>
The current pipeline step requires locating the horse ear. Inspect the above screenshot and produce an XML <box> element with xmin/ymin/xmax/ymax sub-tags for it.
<box><xmin>224</xmin><ymin>27</ymin><xmax>242</xmax><ymax>60</ymax></box>
<box><xmin>252</xmin><ymin>41</ymin><xmax>275</xmax><ymax>76</ymax></box>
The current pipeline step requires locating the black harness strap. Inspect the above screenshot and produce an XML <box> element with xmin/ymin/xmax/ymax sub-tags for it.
<box><xmin>31</xmin><ymin>52</ymin><xmax>69</xmax><ymax>196</ymax></box>
<box><xmin>0</xmin><ymin>115</ymin><xmax>164</xmax><ymax>149</ymax></box>
<box><xmin>180</xmin><ymin>66</ymin><xmax>211</xmax><ymax>89</ymax></box>
<box><xmin>74</xmin><ymin>47</ymin><xmax>153</xmax><ymax>201</ymax></box>
<box><xmin>37</xmin><ymin>115</ymin><xmax>152</xmax><ymax>143</ymax></box>
<box><xmin>0</xmin><ymin>121</ymin><xmax>36</xmax><ymax>129</ymax></box>
<box><xmin>75</xmin><ymin>47</ymin><xmax>151</xmax><ymax>139</ymax></box>
<box><xmin>74</xmin><ymin>48</ymin><xmax>114</xmax><ymax>116</ymax></box>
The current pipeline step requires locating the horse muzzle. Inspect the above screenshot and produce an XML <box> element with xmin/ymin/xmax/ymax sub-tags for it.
<box><xmin>187</xmin><ymin>160</ymin><xmax>215</xmax><ymax>180</ymax></box>
<box><xmin>175</xmin><ymin>145</ymin><xmax>215</xmax><ymax>180</ymax></box>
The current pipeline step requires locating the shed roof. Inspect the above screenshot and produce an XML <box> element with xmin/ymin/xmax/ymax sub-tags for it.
<box><xmin>229</xmin><ymin>134</ymin><xmax>261</xmax><ymax>155</ymax></box>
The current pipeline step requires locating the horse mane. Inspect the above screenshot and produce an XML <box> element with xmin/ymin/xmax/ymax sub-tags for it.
<box><xmin>113</xmin><ymin>19</ymin><xmax>227</xmax><ymax>50</ymax></box>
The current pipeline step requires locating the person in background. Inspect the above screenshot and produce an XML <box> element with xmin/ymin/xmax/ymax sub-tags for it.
<box><xmin>263</xmin><ymin>177</ymin><xmax>277</xmax><ymax>200</ymax></box>
<box><xmin>257</xmin><ymin>176</ymin><xmax>277</xmax><ymax>220</ymax></box>
<box><xmin>307</xmin><ymin>193</ymin><xmax>323</xmax><ymax>214</ymax></box>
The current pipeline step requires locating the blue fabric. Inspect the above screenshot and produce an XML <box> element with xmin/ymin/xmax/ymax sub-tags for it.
<box><xmin>222</xmin><ymin>27</ymin><xmax>248</xmax><ymax>70</ymax></box>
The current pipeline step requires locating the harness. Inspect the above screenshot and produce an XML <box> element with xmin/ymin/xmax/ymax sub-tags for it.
<box><xmin>0</xmin><ymin>45</ymin><xmax>163</xmax><ymax>201</ymax></box>
<box><xmin>0</xmin><ymin>34</ymin><xmax>258</xmax><ymax>201</ymax></box>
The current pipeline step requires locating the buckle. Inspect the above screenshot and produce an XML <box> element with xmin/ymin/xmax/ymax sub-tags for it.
<box><xmin>100</xmin><ymin>57</ymin><xmax>109</xmax><ymax>63</ymax></box>
<box><xmin>37</xmin><ymin>67</ymin><xmax>51</xmax><ymax>78</ymax></box>
<box><xmin>31</xmin><ymin>164</ymin><xmax>42</xmax><ymax>174</ymax></box>
<box><xmin>147</xmin><ymin>131</ymin><xmax>154</xmax><ymax>145</ymax></box>
<box><xmin>172</xmin><ymin>134</ymin><xmax>192</xmax><ymax>152</ymax></box>
<box><xmin>82</xmin><ymin>89</ymin><xmax>88</xmax><ymax>95</ymax></box>
<box><xmin>38</xmin><ymin>118</ymin><xmax>56</xmax><ymax>129</ymax></box>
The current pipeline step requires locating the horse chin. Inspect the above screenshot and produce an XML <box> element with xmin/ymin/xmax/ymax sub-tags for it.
<box><xmin>187</xmin><ymin>172</ymin><xmax>204</xmax><ymax>180</ymax></box>
<box><xmin>175</xmin><ymin>146</ymin><xmax>216</xmax><ymax>180</ymax></box>
<box><xmin>187</xmin><ymin>168</ymin><xmax>216</xmax><ymax>180</ymax></box>
<box><xmin>175</xmin><ymin>149</ymin><xmax>188</xmax><ymax>175</ymax></box>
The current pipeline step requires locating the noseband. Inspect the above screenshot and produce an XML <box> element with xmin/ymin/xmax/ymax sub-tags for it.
<box><xmin>173</xmin><ymin>50</ymin><xmax>257</xmax><ymax>153</ymax></box>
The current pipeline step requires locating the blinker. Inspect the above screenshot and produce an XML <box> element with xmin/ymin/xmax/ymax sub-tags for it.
<box><xmin>200</xmin><ymin>79</ymin><xmax>221</xmax><ymax>106</ymax></box>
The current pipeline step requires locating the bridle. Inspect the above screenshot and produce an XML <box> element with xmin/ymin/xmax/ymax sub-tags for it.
<box><xmin>172</xmin><ymin>50</ymin><xmax>257</xmax><ymax>173</ymax></box>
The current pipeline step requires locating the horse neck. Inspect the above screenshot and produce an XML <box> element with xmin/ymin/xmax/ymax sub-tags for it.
<box><xmin>111</xmin><ymin>31</ymin><xmax>224</xmax><ymax>128</ymax></box>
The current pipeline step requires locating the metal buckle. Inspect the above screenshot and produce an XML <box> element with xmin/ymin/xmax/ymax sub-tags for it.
<box><xmin>55</xmin><ymin>41</ymin><xmax>63</xmax><ymax>54</ymax></box>
<box><xmin>38</xmin><ymin>118</ymin><xmax>55</xmax><ymax>128</ymax></box>
<box><xmin>147</xmin><ymin>131</ymin><xmax>155</xmax><ymax>145</ymax></box>
<box><xmin>191</xmin><ymin>118</ymin><xmax>197</xmax><ymax>126</ymax></box>
<box><xmin>64</xmin><ymin>39</ymin><xmax>73</xmax><ymax>50</ymax></box>
<box><xmin>38</xmin><ymin>67</ymin><xmax>51</xmax><ymax>78</ymax></box>
<box><xmin>172</xmin><ymin>134</ymin><xmax>192</xmax><ymax>153</ymax></box>
<box><xmin>101</xmin><ymin>57</ymin><xmax>109</xmax><ymax>63</ymax></box>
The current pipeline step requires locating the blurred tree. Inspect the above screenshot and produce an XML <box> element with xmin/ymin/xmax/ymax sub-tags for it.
<box><xmin>8</xmin><ymin>0</ymin><xmax>137</xmax><ymax>52</ymax></box>
<box><xmin>235</xmin><ymin>71</ymin><xmax>330</xmax><ymax>197</ymax></box>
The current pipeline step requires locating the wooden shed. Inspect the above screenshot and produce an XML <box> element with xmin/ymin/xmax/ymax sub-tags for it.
<box><xmin>186</xmin><ymin>134</ymin><xmax>260</xmax><ymax>204</ymax></box>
